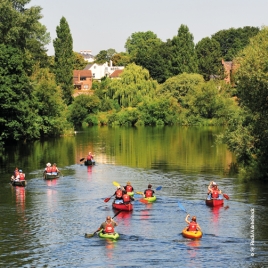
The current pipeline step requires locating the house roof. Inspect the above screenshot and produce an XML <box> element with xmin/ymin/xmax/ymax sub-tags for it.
<box><xmin>73</xmin><ymin>70</ymin><xmax>92</xmax><ymax>77</ymax></box>
<box><xmin>110</xmin><ymin>69</ymin><xmax>123</xmax><ymax>78</ymax></box>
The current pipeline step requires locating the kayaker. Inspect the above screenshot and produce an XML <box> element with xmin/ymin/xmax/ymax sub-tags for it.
<box><xmin>144</xmin><ymin>184</ymin><xmax>155</xmax><ymax>198</ymax></box>
<box><xmin>14</xmin><ymin>169</ymin><xmax>25</xmax><ymax>181</ymax></box>
<box><xmin>122</xmin><ymin>189</ymin><xmax>135</xmax><ymax>204</ymax></box>
<box><xmin>124</xmin><ymin>181</ymin><xmax>134</xmax><ymax>193</ymax></box>
<box><xmin>51</xmin><ymin>163</ymin><xmax>60</xmax><ymax>175</ymax></box>
<box><xmin>97</xmin><ymin>216</ymin><xmax>118</xmax><ymax>234</ymax></box>
<box><xmin>207</xmin><ymin>181</ymin><xmax>223</xmax><ymax>199</ymax></box>
<box><xmin>86</xmin><ymin>152</ymin><xmax>95</xmax><ymax>163</ymax></box>
<box><xmin>44</xmin><ymin>163</ymin><xmax>52</xmax><ymax>175</ymax></box>
<box><xmin>185</xmin><ymin>214</ymin><xmax>202</xmax><ymax>232</ymax></box>
<box><xmin>114</xmin><ymin>186</ymin><xmax>123</xmax><ymax>201</ymax></box>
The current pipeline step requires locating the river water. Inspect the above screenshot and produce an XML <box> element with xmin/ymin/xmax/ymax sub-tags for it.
<box><xmin>0</xmin><ymin>126</ymin><xmax>267</xmax><ymax>267</ymax></box>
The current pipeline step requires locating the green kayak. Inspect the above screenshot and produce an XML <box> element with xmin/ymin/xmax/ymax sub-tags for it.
<box><xmin>144</xmin><ymin>195</ymin><xmax>157</xmax><ymax>203</ymax></box>
<box><xmin>99</xmin><ymin>232</ymin><xmax>120</xmax><ymax>240</ymax></box>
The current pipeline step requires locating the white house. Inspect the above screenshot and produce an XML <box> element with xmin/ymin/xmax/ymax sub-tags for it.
<box><xmin>79</xmin><ymin>50</ymin><xmax>95</xmax><ymax>62</ymax></box>
<box><xmin>84</xmin><ymin>60</ymin><xmax>124</xmax><ymax>80</ymax></box>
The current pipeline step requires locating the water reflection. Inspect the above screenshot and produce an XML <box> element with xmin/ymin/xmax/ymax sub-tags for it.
<box><xmin>15</xmin><ymin>186</ymin><xmax>26</xmax><ymax>213</ymax></box>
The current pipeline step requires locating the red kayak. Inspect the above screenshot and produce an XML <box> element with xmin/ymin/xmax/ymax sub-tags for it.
<box><xmin>205</xmin><ymin>198</ymin><xmax>224</xmax><ymax>207</ymax></box>
<box><xmin>112</xmin><ymin>201</ymin><xmax>133</xmax><ymax>211</ymax></box>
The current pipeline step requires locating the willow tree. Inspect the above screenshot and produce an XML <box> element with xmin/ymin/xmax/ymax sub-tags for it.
<box><xmin>171</xmin><ymin>24</ymin><xmax>198</xmax><ymax>76</ymax></box>
<box><xmin>107</xmin><ymin>63</ymin><xmax>158</xmax><ymax>108</ymax></box>
<box><xmin>53</xmin><ymin>17</ymin><xmax>74</xmax><ymax>105</ymax></box>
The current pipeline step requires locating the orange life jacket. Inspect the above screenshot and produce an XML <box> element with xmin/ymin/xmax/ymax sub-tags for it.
<box><xmin>126</xmin><ymin>185</ymin><xmax>133</xmax><ymax>192</ymax></box>
<box><xmin>116</xmin><ymin>189</ymin><xmax>123</xmax><ymax>198</ymax></box>
<box><xmin>104</xmin><ymin>222</ymin><xmax>114</xmax><ymax>233</ymax></box>
<box><xmin>188</xmin><ymin>221</ymin><xmax>198</xmax><ymax>231</ymax></box>
<box><xmin>211</xmin><ymin>190</ymin><xmax>219</xmax><ymax>198</ymax></box>
<box><xmin>145</xmin><ymin>189</ymin><xmax>153</xmax><ymax>198</ymax></box>
<box><xmin>51</xmin><ymin>166</ymin><xmax>58</xmax><ymax>172</ymax></box>
<box><xmin>123</xmin><ymin>194</ymin><xmax>130</xmax><ymax>203</ymax></box>
<box><xmin>46</xmin><ymin>167</ymin><xmax>52</xmax><ymax>173</ymax></box>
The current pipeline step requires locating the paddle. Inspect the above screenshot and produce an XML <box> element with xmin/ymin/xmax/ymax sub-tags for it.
<box><xmin>85</xmin><ymin>210</ymin><xmax>122</xmax><ymax>238</ymax></box>
<box><xmin>223</xmin><ymin>193</ymin><xmax>229</xmax><ymax>200</ymax></box>
<box><xmin>113</xmin><ymin>181</ymin><xmax>120</xmax><ymax>187</ymax></box>
<box><xmin>178</xmin><ymin>201</ymin><xmax>188</xmax><ymax>214</ymax></box>
<box><xmin>80</xmin><ymin>158</ymin><xmax>85</xmax><ymax>162</ymax></box>
<box><xmin>104</xmin><ymin>194</ymin><xmax>115</xmax><ymax>203</ymax></box>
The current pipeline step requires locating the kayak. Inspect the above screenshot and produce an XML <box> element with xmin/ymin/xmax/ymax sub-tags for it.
<box><xmin>84</xmin><ymin>160</ymin><xmax>95</xmax><ymax>166</ymax></box>
<box><xmin>182</xmin><ymin>227</ymin><xmax>202</xmax><ymax>239</ymax></box>
<box><xmin>144</xmin><ymin>195</ymin><xmax>157</xmax><ymax>203</ymax></box>
<box><xmin>205</xmin><ymin>198</ymin><xmax>224</xmax><ymax>207</ymax></box>
<box><xmin>11</xmin><ymin>180</ymin><xmax>26</xmax><ymax>187</ymax></box>
<box><xmin>127</xmin><ymin>191</ymin><xmax>134</xmax><ymax>196</ymax></box>
<box><xmin>99</xmin><ymin>231</ymin><xmax>119</xmax><ymax>240</ymax></box>
<box><xmin>112</xmin><ymin>200</ymin><xmax>133</xmax><ymax>211</ymax></box>
<box><xmin>43</xmin><ymin>173</ymin><xmax>60</xmax><ymax>180</ymax></box>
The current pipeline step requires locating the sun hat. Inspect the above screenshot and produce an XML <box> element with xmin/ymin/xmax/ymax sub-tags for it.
<box><xmin>212</xmin><ymin>182</ymin><xmax>217</xmax><ymax>186</ymax></box>
<box><xmin>46</xmin><ymin>163</ymin><xmax>51</xmax><ymax>167</ymax></box>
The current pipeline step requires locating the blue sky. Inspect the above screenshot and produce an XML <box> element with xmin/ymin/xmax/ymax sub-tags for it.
<box><xmin>29</xmin><ymin>0</ymin><xmax>268</xmax><ymax>56</ymax></box>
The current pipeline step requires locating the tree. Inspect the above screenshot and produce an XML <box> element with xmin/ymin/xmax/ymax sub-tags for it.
<box><xmin>73</xmin><ymin>52</ymin><xmax>88</xmax><ymax>70</ymax></box>
<box><xmin>53</xmin><ymin>17</ymin><xmax>74</xmax><ymax>105</ymax></box>
<box><xmin>125</xmin><ymin>31</ymin><xmax>159</xmax><ymax>57</ymax></box>
<box><xmin>111</xmin><ymin>52</ymin><xmax>131</xmax><ymax>66</ymax></box>
<box><xmin>95</xmin><ymin>48</ymin><xmax>116</xmax><ymax>64</ymax></box>
<box><xmin>170</xmin><ymin>24</ymin><xmax>198</xmax><ymax>76</ymax></box>
<box><xmin>0</xmin><ymin>45</ymin><xmax>39</xmax><ymax>144</ymax></box>
<box><xmin>223</xmin><ymin>27</ymin><xmax>268</xmax><ymax>179</ymax></box>
<box><xmin>195</xmin><ymin>37</ymin><xmax>224</xmax><ymax>81</ymax></box>
<box><xmin>212</xmin><ymin>26</ymin><xmax>260</xmax><ymax>61</ymax></box>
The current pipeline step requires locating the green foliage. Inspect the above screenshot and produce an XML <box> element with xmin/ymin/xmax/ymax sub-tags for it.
<box><xmin>225</xmin><ymin>27</ymin><xmax>268</xmax><ymax>179</ymax></box>
<box><xmin>157</xmin><ymin>73</ymin><xmax>204</xmax><ymax>105</ymax></box>
<box><xmin>0</xmin><ymin>44</ymin><xmax>39</xmax><ymax>143</ymax></box>
<box><xmin>67</xmin><ymin>94</ymin><xmax>101</xmax><ymax>126</ymax></box>
<box><xmin>195</xmin><ymin>37</ymin><xmax>224</xmax><ymax>81</ymax></box>
<box><xmin>73</xmin><ymin>52</ymin><xmax>88</xmax><ymax>70</ymax></box>
<box><xmin>95</xmin><ymin>48</ymin><xmax>116</xmax><ymax>64</ymax></box>
<box><xmin>170</xmin><ymin>25</ymin><xmax>198</xmax><ymax>75</ymax></box>
<box><xmin>31</xmin><ymin>66</ymin><xmax>73</xmax><ymax>136</ymax></box>
<box><xmin>53</xmin><ymin>17</ymin><xmax>74</xmax><ymax>105</ymax></box>
<box><xmin>111</xmin><ymin>52</ymin><xmax>131</xmax><ymax>66</ymax></box>
<box><xmin>212</xmin><ymin>26</ymin><xmax>260</xmax><ymax>61</ymax></box>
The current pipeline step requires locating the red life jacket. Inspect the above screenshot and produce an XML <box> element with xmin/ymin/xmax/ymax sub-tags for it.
<box><xmin>19</xmin><ymin>173</ymin><xmax>25</xmax><ymax>181</ymax></box>
<box><xmin>51</xmin><ymin>166</ymin><xmax>58</xmax><ymax>172</ymax></box>
<box><xmin>104</xmin><ymin>222</ymin><xmax>114</xmax><ymax>233</ymax></box>
<box><xmin>211</xmin><ymin>190</ymin><xmax>219</xmax><ymax>198</ymax></box>
<box><xmin>188</xmin><ymin>221</ymin><xmax>198</xmax><ymax>231</ymax></box>
<box><xmin>145</xmin><ymin>189</ymin><xmax>153</xmax><ymax>198</ymax></box>
<box><xmin>126</xmin><ymin>185</ymin><xmax>133</xmax><ymax>192</ymax></box>
<box><xmin>123</xmin><ymin>194</ymin><xmax>130</xmax><ymax>203</ymax></box>
<box><xmin>116</xmin><ymin>189</ymin><xmax>123</xmax><ymax>198</ymax></box>
<box><xmin>46</xmin><ymin>167</ymin><xmax>52</xmax><ymax>173</ymax></box>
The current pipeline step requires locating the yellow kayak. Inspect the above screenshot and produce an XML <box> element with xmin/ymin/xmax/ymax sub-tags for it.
<box><xmin>182</xmin><ymin>227</ymin><xmax>202</xmax><ymax>239</ymax></box>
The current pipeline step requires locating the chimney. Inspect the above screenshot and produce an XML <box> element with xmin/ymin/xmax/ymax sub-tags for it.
<box><xmin>110</xmin><ymin>60</ymin><xmax>113</xmax><ymax>67</ymax></box>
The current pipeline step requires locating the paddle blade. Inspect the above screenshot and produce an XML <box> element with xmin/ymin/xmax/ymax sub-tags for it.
<box><xmin>113</xmin><ymin>181</ymin><xmax>120</xmax><ymax>187</ymax></box>
<box><xmin>139</xmin><ymin>198</ymin><xmax>149</xmax><ymax>204</ymax></box>
<box><xmin>85</xmin><ymin>232</ymin><xmax>96</xmax><ymax>238</ymax></box>
<box><xmin>104</xmin><ymin>197</ymin><xmax>111</xmax><ymax>203</ymax></box>
<box><xmin>223</xmin><ymin>193</ymin><xmax>230</xmax><ymax>200</ymax></box>
<box><xmin>136</xmin><ymin>191</ymin><xmax>144</xmax><ymax>195</ymax></box>
<box><xmin>80</xmin><ymin>158</ymin><xmax>85</xmax><ymax>162</ymax></box>
<box><xmin>156</xmin><ymin>186</ymin><xmax>162</xmax><ymax>191</ymax></box>
<box><xmin>178</xmin><ymin>201</ymin><xmax>187</xmax><ymax>213</ymax></box>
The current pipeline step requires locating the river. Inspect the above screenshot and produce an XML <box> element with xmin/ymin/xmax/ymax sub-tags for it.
<box><xmin>0</xmin><ymin>126</ymin><xmax>267</xmax><ymax>267</ymax></box>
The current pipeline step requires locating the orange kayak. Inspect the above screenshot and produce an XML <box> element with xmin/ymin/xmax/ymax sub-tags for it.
<box><xmin>182</xmin><ymin>227</ymin><xmax>202</xmax><ymax>239</ymax></box>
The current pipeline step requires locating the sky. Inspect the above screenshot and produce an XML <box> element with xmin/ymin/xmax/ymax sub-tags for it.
<box><xmin>28</xmin><ymin>0</ymin><xmax>268</xmax><ymax>56</ymax></box>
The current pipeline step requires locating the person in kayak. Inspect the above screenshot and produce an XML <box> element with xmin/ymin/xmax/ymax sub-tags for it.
<box><xmin>44</xmin><ymin>163</ymin><xmax>52</xmax><ymax>175</ymax></box>
<box><xmin>114</xmin><ymin>186</ymin><xmax>124</xmax><ymax>203</ymax></box>
<box><xmin>86</xmin><ymin>152</ymin><xmax>95</xmax><ymax>163</ymax></box>
<box><xmin>207</xmin><ymin>181</ymin><xmax>223</xmax><ymax>199</ymax></box>
<box><xmin>185</xmin><ymin>214</ymin><xmax>202</xmax><ymax>232</ymax></box>
<box><xmin>144</xmin><ymin>184</ymin><xmax>155</xmax><ymax>198</ymax></box>
<box><xmin>51</xmin><ymin>163</ymin><xmax>60</xmax><ymax>175</ymax></box>
<box><xmin>124</xmin><ymin>181</ymin><xmax>134</xmax><ymax>193</ymax></box>
<box><xmin>97</xmin><ymin>216</ymin><xmax>118</xmax><ymax>234</ymax></box>
<box><xmin>122</xmin><ymin>188</ymin><xmax>135</xmax><ymax>204</ymax></box>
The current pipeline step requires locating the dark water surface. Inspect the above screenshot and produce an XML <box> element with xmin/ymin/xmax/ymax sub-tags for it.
<box><xmin>0</xmin><ymin>126</ymin><xmax>267</xmax><ymax>267</ymax></box>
